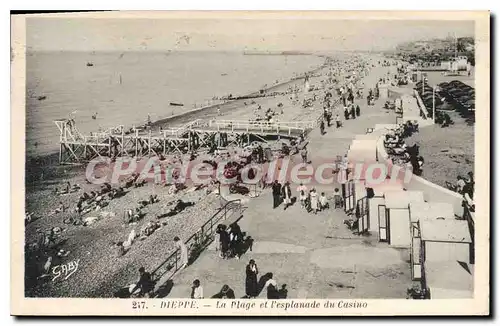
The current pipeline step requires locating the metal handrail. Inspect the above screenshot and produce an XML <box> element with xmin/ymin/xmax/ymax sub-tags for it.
<box><xmin>208</xmin><ymin>119</ymin><xmax>315</xmax><ymax>129</ymax></box>
<box><xmin>206</xmin><ymin>120</ymin><xmax>309</xmax><ymax>134</ymax></box>
<box><xmin>151</xmin><ymin>198</ymin><xmax>242</xmax><ymax>283</ymax></box>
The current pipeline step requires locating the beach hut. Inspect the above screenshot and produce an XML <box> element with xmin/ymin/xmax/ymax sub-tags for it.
<box><xmin>408</xmin><ymin>202</ymin><xmax>455</xmax><ymax>280</ymax></box>
<box><xmin>347</xmin><ymin>139</ymin><xmax>378</xmax><ymax>164</ymax></box>
<box><xmin>424</xmin><ymin>260</ymin><xmax>474</xmax><ymax>299</ymax></box>
<box><xmin>419</xmin><ymin>218</ymin><xmax>473</xmax><ymax>298</ymax></box>
<box><xmin>366</xmin><ymin>183</ymin><xmax>404</xmax><ymax>234</ymax></box>
<box><xmin>379</xmin><ymin>190</ymin><xmax>425</xmax><ymax>247</ymax></box>
<box><xmin>420</xmin><ymin>219</ymin><xmax>472</xmax><ymax>264</ymax></box>
<box><xmin>410</xmin><ymin>202</ymin><xmax>455</xmax><ymax>222</ymax></box>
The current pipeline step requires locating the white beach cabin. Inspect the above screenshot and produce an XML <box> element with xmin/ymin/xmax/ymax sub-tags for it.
<box><xmin>424</xmin><ymin>260</ymin><xmax>474</xmax><ymax>299</ymax></box>
<box><xmin>408</xmin><ymin>202</ymin><xmax>455</xmax><ymax>280</ymax></box>
<box><xmin>382</xmin><ymin>190</ymin><xmax>425</xmax><ymax>247</ymax></box>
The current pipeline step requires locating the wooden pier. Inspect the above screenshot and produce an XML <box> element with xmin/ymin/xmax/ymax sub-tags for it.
<box><xmin>54</xmin><ymin>118</ymin><xmax>313</xmax><ymax>164</ymax></box>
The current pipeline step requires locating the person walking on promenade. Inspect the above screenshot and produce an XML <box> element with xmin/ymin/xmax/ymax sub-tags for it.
<box><xmin>228</xmin><ymin>222</ymin><xmax>243</xmax><ymax>259</ymax></box>
<box><xmin>272</xmin><ymin>180</ymin><xmax>282</xmax><ymax>209</ymax></box>
<box><xmin>300</xmin><ymin>146</ymin><xmax>308</xmax><ymax>164</ymax></box>
<box><xmin>336</xmin><ymin>114</ymin><xmax>342</xmax><ymax>128</ymax></box>
<box><xmin>297</xmin><ymin>183</ymin><xmax>308</xmax><ymax>208</ymax></box>
<box><xmin>216</xmin><ymin>224</ymin><xmax>230</xmax><ymax>259</ymax></box>
<box><xmin>356</xmin><ymin>104</ymin><xmax>361</xmax><ymax>117</ymax></box>
<box><xmin>309</xmin><ymin>188</ymin><xmax>319</xmax><ymax>214</ymax></box>
<box><xmin>320</xmin><ymin>119</ymin><xmax>325</xmax><ymax>135</ymax></box>
<box><xmin>130</xmin><ymin>267</ymin><xmax>155</xmax><ymax>298</ymax></box>
<box><xmin>351</xmin><ymin>105</ymin><xmax>356</xmax><ymax>119</ymax></box>
<box><xmin>348</xmin><ymin>91</ymin><xmax>354</xmax><ymax>103</ymax></box>
<box><xmin>344</xmin><ymin>106</ymin><xmax>350</xmax><ymax>120</ymax></box>
<box><xmin>333</xmin><ymin>187</ymin><xmax>343</xmax><ymax>209</ymax></box>
<box><xmin>323</xmin><ymin>107</ymin><xmax>331</xmax><ymax>127</ymax></box>
<box><xmin>281</xmin><ymin>181</ymin><xmax>292</xmax><ymax>210</ymax></box>
<box><xmin>245</xmin><ymin>259</ymin><xmax>259</xmax><ymax>298</ymax></box>
<box><xmin>191</xmin><ymin>279</ymin><xmax>204</xmax><ymax>299</ymax></box>
<box><xmin>319</xmin><ymin>192</ymin><xmax>329</xmax><ymax>210</ymax></box>
<box><xmin>174</xmin><ymin>236</ymin><xmax>189</xmax><ymax>270</ymax></box>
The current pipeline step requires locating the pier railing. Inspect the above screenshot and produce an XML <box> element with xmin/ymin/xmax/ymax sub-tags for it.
<box><xmin>195</xmin><ymin>119</ymin><xmax>312</xmax><ymax>136</ymax></box>
<box><xmin>151</xmin><ymin>198</ymin><xmax>243</xmax><ymax>284</ymax></box>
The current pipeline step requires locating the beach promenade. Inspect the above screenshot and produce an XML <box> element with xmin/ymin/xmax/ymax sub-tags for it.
<box><xmin>160</xmin><ymin>66</ymin><xmax>413</xmax><ymax>299</ymax></box>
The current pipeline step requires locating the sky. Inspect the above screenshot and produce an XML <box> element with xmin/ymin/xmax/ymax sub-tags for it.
<box><xmin>25</xmin><ymin>14</ymin><xmax>475</xmax><ymax>52</ymax></box>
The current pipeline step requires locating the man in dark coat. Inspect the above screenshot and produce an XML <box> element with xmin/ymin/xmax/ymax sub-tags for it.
<box><xmin>216</xmin><ymin>224</ymin><xmax>230</xmax><ymax>259</ymax></box>
<box><xmin>356</xmin><ymin>104</ymin><xmax>361</xmax><ymax>117</ymax></box>
<box><xmin>326</xmin><ymin>110</ymin><xmax>332</xmax><ymax>127</ymax></box>
<box><xmin>131</xmin><ymin>267</ymin><xmax>155</xmax><ymax>298</ymax></box>
<box><xmin>272</xmin><ymin>180</ymin><xmax>282</xmax><ymax>209</ymax></box>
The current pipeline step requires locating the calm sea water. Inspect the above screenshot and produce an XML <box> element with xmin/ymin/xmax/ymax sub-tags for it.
<box><xmin>26</xmin><ymin>51</ymin><xmax>324</xmax><ymax>157</ymax></box>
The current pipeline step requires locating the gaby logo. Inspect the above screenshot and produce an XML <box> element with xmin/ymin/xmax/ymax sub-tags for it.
<box><xmin>52</xmin><ymin>259</ymin><xmax>80</xmax><ymax>282</ymax></box>
<box><xmin>85</xmin><ymin>156</ymin><xmax>413</xmax><ymax>187</ymax></box>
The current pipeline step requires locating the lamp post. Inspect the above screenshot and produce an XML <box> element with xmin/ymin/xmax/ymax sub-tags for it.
<box><xmin>432</xmin><ymin>85</ymin><xmax>439</xmax><ymax>124</ymax></box>
<box><xmin>432</xmin><ymin>86</ymin><xmax>435</xmax><ymax>123</ymax></box>
<box><xmin>422</xmin><ymin>72</ymin><xmax>425</xmax><ymax>94</ymax></box>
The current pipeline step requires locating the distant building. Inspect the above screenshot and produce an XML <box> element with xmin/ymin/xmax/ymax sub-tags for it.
<box><xmin>441</xmin><ymin>56</ymin><xmax>470</xmax><ymax>72</ymax></box>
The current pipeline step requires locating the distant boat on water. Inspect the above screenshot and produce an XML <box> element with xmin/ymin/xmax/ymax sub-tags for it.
<box><xmin>170</xmin><ymin>102</ymin><xmax>184</xmax><ymax>107</ymax></box>
<box><xmin>86</xmin><ymin>62</ymin><xmax>94</xmax><ymax>67</ymax></box>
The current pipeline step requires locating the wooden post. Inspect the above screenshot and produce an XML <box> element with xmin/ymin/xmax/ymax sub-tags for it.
<box><xmin>59</xmin><ymin>143</ymin><xmax>63</xmax><ymax>163</ymax></box>
<box><xmin>108</xmin><ymin>136</ymin><xmax>112</xmax><ymax>157</ymax></box>
<box><xmin>148</xmin><ymin>130</ymin><xmax>152</xmax><ymax>157</ymax></box>
<box><xmin>121</xmin><ymin>129</ymin><xmax>125</xmax><ymax>156</ymax></box>
<box><xmin>83</xmin><ymin>137</ymin><xmax>87</xmax><ymax>159</ymax></box>
<box><xmin>135</xmin><ymin>129</ymin><xmax>138</xmax><ymax>157</ymax></box>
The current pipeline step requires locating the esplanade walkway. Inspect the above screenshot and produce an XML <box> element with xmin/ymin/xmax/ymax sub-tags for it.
<box><xmin>157</xmin><ymin>66</ymin><xmax>413</xmax><ymax>299</ymax></box>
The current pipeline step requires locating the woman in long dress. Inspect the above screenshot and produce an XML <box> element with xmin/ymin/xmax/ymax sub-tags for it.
<box><xmin>281</xmin><ymin>182</ymin><xmax>292</xmax><ymax>210</ymax></box>
<box><xmin>216</xmin><ymin>224</ymin><xmax>230</xmax><ymax>259</ymax></box>
<box><xmin>174</xmin><ymin>236</ymin><xmax>188</xmax><ymax>269</ymax></box>
<box><xmin>245</xmin><ymin>259</ymin><xmax>259</xmax><ymax>298</ymax></box>
<box><xmin>296</xmin><ymin>183</ymin><xmax>307</xmax><ymax>208</ymax></box>
<box><xmin>310</xmin><ymin>188</ymin><xmax>319</xmax><ymax>214</ymax></box>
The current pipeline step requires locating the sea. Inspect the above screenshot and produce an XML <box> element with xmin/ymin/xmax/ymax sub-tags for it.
<box><xmin>26</xmin><ymin>51</ymin><xmax>324</xmax><ymax>158</ymax></box>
